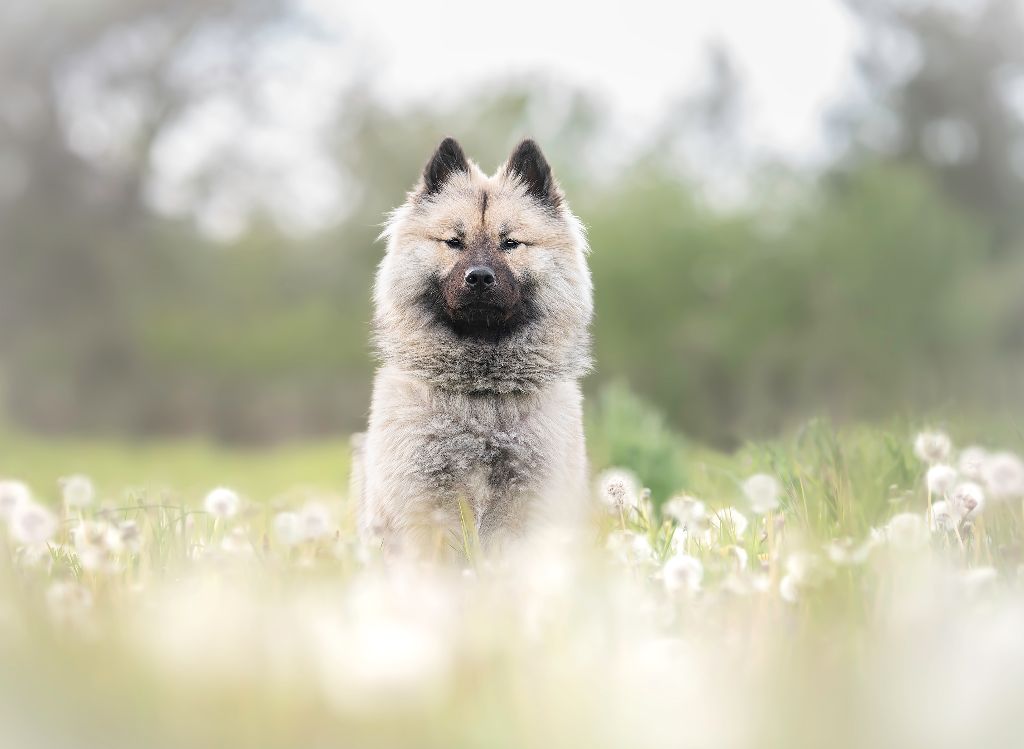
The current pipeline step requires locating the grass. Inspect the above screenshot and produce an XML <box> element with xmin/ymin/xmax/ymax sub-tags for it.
<box><xmin>1</xmin><ymin>418</ymin><xmax>1023</xmax><ymax>748</ymax></box>
<box><xmin>0</xmin><ymin>427</ymin><xmax>351</xmax><ymax>504</ymax></box>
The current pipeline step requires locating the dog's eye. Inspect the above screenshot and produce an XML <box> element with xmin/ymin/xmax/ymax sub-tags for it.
<box><xmin>502</xmin><ymin>238</ymin><xmax>521</xmax><ymax>250</ymax></box>
<box><xmin>444</xmin><ymin>238</ymin><xmax>464</xmax><ymax>249</ymax></box>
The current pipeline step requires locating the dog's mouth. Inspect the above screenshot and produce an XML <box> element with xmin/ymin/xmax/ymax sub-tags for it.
<box><xmin>420</xmin><ymin>278</ymin><xmax>536</xmax><ymax>343</ymax></box>
<box><xmin>444</xmin><ymin>301</ymin><xmax>523</xmax><ymax>341</ymax></box>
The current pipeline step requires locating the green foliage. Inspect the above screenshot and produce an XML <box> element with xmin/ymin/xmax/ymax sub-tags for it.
<box><xmin>587</xmin><ymin>382</ymin><xmax>688</xmax><ymax>504</ymax></box>
<box><xmin>2</xmin><ymin>1</ymin><xmax>1023</xmax><ymax>444</ymax></box>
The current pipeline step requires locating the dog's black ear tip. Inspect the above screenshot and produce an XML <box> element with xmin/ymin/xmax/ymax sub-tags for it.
<box><xmin>514</xmin><ymin>137</ymin><xmax>540</xmax><ymax>150</ymax></box>
<box><xmin>506</xmin><ymin>138</ymin><xmax>557</xmax><ymax>206</ymax></box>
<box><xmin>423</xmin><ymin>137</ymin><xmax>469</xmax><ymax>194</ymax></box>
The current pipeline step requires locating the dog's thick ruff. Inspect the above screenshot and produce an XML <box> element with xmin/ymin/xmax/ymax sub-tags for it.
<box><xmin>355</xmin><ymin>138</ymin><xmax>593</xmax><ymax>556</ymax></box>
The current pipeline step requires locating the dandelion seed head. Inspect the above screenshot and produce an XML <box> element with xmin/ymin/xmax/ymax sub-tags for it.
<box><xmin>300</xmin><ymin>502</ymin><xmax>333</xmax><ymax>540</ymax></box>
<box><xmin>929</xmin><ymin>500</ymin><xmax>957</xmax><ymax>533</ymax></box>
<box><xmin>72</xmin><ymin>520</ymin><xmax>109</xmax><ymax>551</ymax></box>
<box><xmin>958</xmin><ymin>446</ymin><xmax>988</xmax><ymax>480</ymax></box>
<box><xmin>221</xmin><ymin>527</ymin><xmax>254</xmax><ymax>557</ymax></box>
<box><xmin>204</xmin><ymin>487</ymin><xmax>241</xmax><ymax>519</ymax></box>
<box><xmin>784</xmin><ymin>551</ymin><xmax>828</xmax><ymax>585</ymax></box>
<box><xmin>742</xmin><ymin>474</ymin><xmax>781</xmax><ymax>515</ymax></box>
<box><xmin>950</xmin><ymin>481</ymin><xmax>985</xmax><ymax>520</ymax></box>
<box><xmin>663</xmin><ymin>495</ymin><xmax>707</xmax><ymax>528</ymax></box>
<box><xmin>114</xmin><ymin>520</ymin><xmax>142</xmax><ymax>553</ymax></box>
<box><xmin>606</xmin><ymin>530</ymin><xmax>655</xmax><ymax>566</ymax></box>
<box><xmin>926</xmin><ymin>464</ymin><xmax>958</xmax><ymax>496</ymax></box>
<box><xmin>596</xmin><ymin>468</ymin><xmax>641</xmax><ymax>511</ymax></box>
<box><xmin>885</xmin><ymin>512</ymin><xmax>929</xmax><ymax>551</ymax></box>
<box><xmin>704</xmin><ymin>507</ymin><xmax>749</xmax><ymax>545</ymax></box>
<box><xmin>60</xmin><ymin>474</ymin><xmax>95</xmax><ymax>508</ymax></box>
<box><xmin>0</xmin><ymin>480</ymin><xmax>31</xmax><ymax>519</ymax></box>
<box><xmin>914</xmin><ymin>430</ymin><xmax>952</xmax><ymax>464</ymax></box>
<box><xmin>981</xmin><ymin>452</ymin><xmax>1024</xmax><ymax>500</ymax></box>
<box><xmin>727</xmin><ymin>545</ymin><xmax>749</xmax><ymax>571</ymax></box>
<box><xmin>9</xmin><ymin>502</ymin><xmax>58</xmax><ymax>546</ymax></box>
<box><xmin>72</xmin><ymin>520</ymin><xmax>119</xmax><ymax>572</ymax></box>
<box><xmin>662</xmin><ymin>554</ymin><xmax>703</xmax><ymax>594</ymax></box>
<box><xmin>273</xmin><ymin>512</ymin><xmax>303</xmax><ymax>546</ymax></box>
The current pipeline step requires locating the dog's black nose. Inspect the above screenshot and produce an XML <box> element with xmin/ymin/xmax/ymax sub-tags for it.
<box><xmin>464</xmin><ymin>266</ymin><xmax>496</xmax><ymax>289</ymax></box>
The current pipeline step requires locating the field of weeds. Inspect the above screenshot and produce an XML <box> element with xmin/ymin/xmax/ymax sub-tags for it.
<box><xmin>1</xmin><ymin>422</ymin><xmax>1023</xmax><ymax>749</ymax></box>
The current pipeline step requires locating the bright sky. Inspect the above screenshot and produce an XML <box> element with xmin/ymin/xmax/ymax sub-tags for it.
<box><xmin>308</xmin><ymin>0</ymin><xmax>859</xmax><ymax>162</ymax></box>
<box><xmin>150</xmin><ymin>0</ymin><xmax>862</xmax><ymax>238</ymax></box>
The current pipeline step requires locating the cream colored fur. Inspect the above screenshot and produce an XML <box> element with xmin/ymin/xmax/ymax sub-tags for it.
<box><xmin>354</xmin><ymin>139</ymin><xmax>593</xmax><ymax>558</ymax></box>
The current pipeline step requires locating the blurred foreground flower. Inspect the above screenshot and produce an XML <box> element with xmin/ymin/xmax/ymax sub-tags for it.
<box><xmin>663</xmin><ymin>495</ymin><xmax>706</xmax><ymax>528</ymax></box>
<box><xmin>885</xmin><ymin>513</ymin><xmax>929</xmax><ymax>550</ymax></box>
<box><xmin>204</xmin><ymin>487</ymin><xmax>241</xmax><ymax>519</ymax></box>
<box><xmin>704</xmin><ymin>507</ymin><xmax>748</xmax><ymax>544</ymax></box>
<box><xmin>742</xmin><ymin>474</ymin><xmax>781</xmax><ymax>514</ymax></box>
<box><xmin>596</xmin><ymin>468</ymin><xmax>641</xmax><ymax>512</ymax></box>
<box><xmin>958</xmin><ymin>446</ymin><xmax>988</xmax><ymax>480</ymax></box>
<box><xmin>914</xmin><ymin>430</ymin><xmax>952</xmax><ymax>464</ymax></box>
<box><xmin>662</xmin><ymin>554</ymin><xmax>703</xmax><ymax>594</ymax></box>
<box><xmin>0</xmin><ymin>479</ymin><xmax>31</xmax><ymax>519</ymax></box>
<box><xmin>981</xmin><ymin>452</ymin><xmax>1024</xmax><ymax>499</ymax></box>
<box><xmin>60</xmin><ymin>474</ymin><xmax>95</xmax><ymax>508</ymax></box>
<box><xmin>300</xmin><ymin>502</ymin><xmax>333</xmax><ymax>540</ymax></box>
<box><xmin>273</xmin><ymin>512</ymin><xmax>303</xmax><ymax>546</ymax></box>
<box><xmin>925</xmin><ymin>464</ymin><xmax>958</xmax><ymax>496</ymax></box>
<box><xmin>9</xmin><ymin>502</ymin><xmax>58</xmax><ymax>545</ymax></box>
<box><xmin>606</xmin><ymin>530</ymin><xmax>655</xmax><ymax>566</ymax></box>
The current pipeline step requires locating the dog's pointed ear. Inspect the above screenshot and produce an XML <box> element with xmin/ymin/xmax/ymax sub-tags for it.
<box><xmin>505</xmin><ymin>139</ymin><xmax>559</xmax><ymax>208</ymax></box>
<box><xmin>422</xmin><ymin>137</ymin><xmax>469</xmax><ymax>195</ymax></box>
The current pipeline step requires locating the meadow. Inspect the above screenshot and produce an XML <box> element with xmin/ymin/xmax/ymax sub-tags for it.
<box><xmin>2</xmin><ymin>415</ymin><xmax>1023</xmax><ymax>749</ymax></box>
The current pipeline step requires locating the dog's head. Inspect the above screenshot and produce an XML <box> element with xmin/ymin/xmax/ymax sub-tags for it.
<box><xmin>374</xmin><ymin>138</ymin><xmax>592</xmax><ymax>393</ymax></box>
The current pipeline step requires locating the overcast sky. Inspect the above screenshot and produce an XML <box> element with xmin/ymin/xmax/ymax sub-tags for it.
<box><xmin>150</xmin><ymin>0</ymin><xmax>863</xmax><ymax>237</ymax></box>
<box><xmin>307</xmin><ymin>0</ymin><xmax>859</xmax><ymax>162</ymax></box>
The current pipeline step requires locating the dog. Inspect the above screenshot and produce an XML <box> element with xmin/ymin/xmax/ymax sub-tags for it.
<box><xmin>352</xmin><ymin>137</ymin><xmax>593</xmax><ymax>557</ymax></box>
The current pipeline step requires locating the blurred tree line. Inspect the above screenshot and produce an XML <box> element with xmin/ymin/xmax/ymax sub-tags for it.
<box><xmin>1</xmin><ymin>0</ymin><xmax>1023</xmax><ymax>447</ymax></box>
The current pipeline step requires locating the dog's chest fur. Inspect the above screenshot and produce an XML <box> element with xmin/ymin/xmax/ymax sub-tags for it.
<box><xmin>410</xmin><ymin>391</ymin><xmax>548</xmax><ymax>531</ymax></box>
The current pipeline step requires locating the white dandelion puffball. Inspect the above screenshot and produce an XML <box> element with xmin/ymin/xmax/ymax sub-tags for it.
<box><xmin>728</xmin><ymin>545</ymin><xmax>749</xmax><ymax>571</ymax></box>
<box><xmin>72</xmin><ymin>520</ymin><xmax>109</xmax><ymax>552</ymax></box>
<box><xmin>272</xmin><ymin>512</ymin><xmax>303</xmax><ymax>546</ymax></box>
<box><xmin>606</xmin><ymin>530</ymin><xmax>655</xmax><ymax>566</ymax></box>
<box><xmin>300</xmin><ymin>502</ymin><xmax>333</xmax><ymax>540</ymax></box>
<box><xmin>950</xmin><ymin>481</ymin><xmax>985</xmax><ymax>520</ymax></box>
<box><xmin>596</xmin><ymin>468</ymin><xmax>641</xmax><ymax>511</ymax></box>
<box><xmin>662</xmin><ymin>495</ymin><xmax>707</xmax><ymax>528</ymax></box>
<box><xmin>925</xmin><ymin>464</ymin><xmax>958</xmax><ymax>496</ymax></box>
<box><xmin>914</xmin><ymin>430</ymin><xmax>952</xmax><ymax>464</ymax></box>
<box><xmin>663</xmin><ymin>554</ymin><xmax>703</xmax><ymax>594</ymax></box>
<box><xmin>60</xmin><ymin>474</ymin><xmax>95</xmax><ymax>508</ymax></box>
<box><xmin>958</xmin><ymin>446</ymin><xmax>988</xmax><ymax>480</ymax></box>
<box><xmin>929</xmin><ymin>500</ymin><xmax>957</xmax><ymax>532</ymax></box>
<box><xmin>885</xmin><ymin>512</ymin><xmax>929</xmax><ymax>551</ymax></box>
<box><xmin>779</xmin><ymin>575</ymin><xmax>800</xmax><ymax>603</ymax></box>
<box><xmin>220</xmin><ymin>527</ymin><xmax>253</xmax><ymax>556</ymax></box>
<box><xmin>9</xmin><ymin>502</ymin><xmax>58</xmax><ymax>545</ymax></box>
<box><xmin>742</xmin><ymin>474</ymin><xmax>781</xmax><ymax>514</ymax></box>
<box><xmin>981</xmin><ymin>452</ymin><xmax>1024</xmax><ymax>500</ymax></box>
<box><xmin>107</xmin><ymin>520</ymin><xmax>142</xmax><ymax>553</ymax></box>
<box><xmin>0</xmin><ymin>480</ymin><xmax>31</xmax><ymax>519</ymax></box>
<box><xmin>705</xmin><ymin>507</ymin><xmax>749</xmax><ymax>543</ymax></box>
<box><xmin>203</xmin><ymin>487</ymin><xmax>241</xmax><ymax>519</ymax></box>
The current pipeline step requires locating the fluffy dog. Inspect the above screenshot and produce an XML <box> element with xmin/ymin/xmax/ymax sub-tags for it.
<box><xmin>353</xmin><ymin>137</ymin><xmax>593</xmax><ymax>556</ymax></box>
